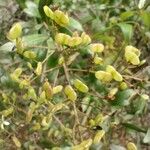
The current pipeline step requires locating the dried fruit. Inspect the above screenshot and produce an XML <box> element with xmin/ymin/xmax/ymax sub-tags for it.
<box><xmin>73</xmin><ymin>79</ymin><xmax>89</xmax><ymax>93</ymax></box>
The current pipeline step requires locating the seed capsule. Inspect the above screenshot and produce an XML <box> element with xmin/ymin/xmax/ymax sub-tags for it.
<box><xmin>43</xmin><ymin>6</ymin><xmax>54</xmax><ymax>20</ymax></box>
<box><xmin>53</xmin><ymin>85</ymin><xmax>63</xmax><ymax>94</ymax></box>
<box><xmin>94</xmin><ymin>56</ymin><xmax>103</xmax><ymax>64</ymax></box>
<box><xmin>8</xmin><ymin>23</ymin><xmax>22</xmax><ymax>40</ymax></box>
<box><xmin>90</xmin><ymin>43</ymin><xmax>104</xmax><ymax>53</ymax></box>
<box><xmin>125</xmin><ymin>45</ymin><xmax>140</xmax><ymax>65</ymax></box>
<box><xmin>68</xmin><ymin>37</ymin><xmax>82</xmax><ymax>47</ymax></box>
<box><xmin>73</xmin><ymin>79</ymin><xmax>89</xmax><ymax>93</ymax></box>
<box><xmin>23</xmin><ymin>50</ymin><xmax>36</xmax><ymax>59</ymax></box>
<box><xmin>55</xmin><ymin>33</ymin><xmax>71</xmax><ymax>45</ymax></box>
<box><xmin>120</xmin><ymin>82</ymin><xmax>128</xmax><ymax>90</ymax></box>
<box><xmin>64</xmin><ymin>85</ymin><xmax>77</xmax><ymax>101</ymax></box>
<box><xmin>35</xmin><ymin>62</ymin><xmax>42</xmax><ymax>76</ymax></box>
<box><xmin>81</xmin><ymin>32</ymin><xmax>91</xmax><ymax>45</ymax></box>
<box><xmin>106</xmin><ymin>65</ymin><xmax>123</xmax><ymax>82</ymax></box>
<box><xmin>93</xmin><ymin>130</ymin><xmax>105</xmax><ymax>144</ymax></box>
<box><xmin>95</xmin><ymin>71</ymin><xmax>112</xmax><ymax>82</ymax></box>
<box><xmin>54</xmin><ymin>10</ymin><xmax>69</xmax><ymax>27</ymax></box>
<box><xmin>127</xmin><ymin>142</ymin><xmax>137</xmax><ymax>150</ymax></box>
<box><xmin>43</xmin><ymin>81</ymin><xmax>53</xmax><ymax>99</ymax></box>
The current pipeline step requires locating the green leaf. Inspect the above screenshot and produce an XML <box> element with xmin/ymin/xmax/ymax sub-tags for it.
<box><xmin>0</xmin><ymin>42</ymin><xmax>15</xmax><ymax>52</ymax></box>
<box><xmin>122</xmin><ymin>123</ymin><xmax>147</xmax><ymax>133</ymax></box>
<box><xmin>69</xmin><ymin>17</ymin><xmax>83</xmax><ymax>31</ymax></box>
<box><xmin>120</xmin><ymin>11</ymin><xmax>135</xmax><ymax>21</ymax></box>
<box><xmin>143</xmin><ymin>128</ymin><xmax>150</xmax><ymax>143</ymax></box>
<box><xmin>117</xmin><ymin>23</ymin><xmax>133</xmax><ymax>43</ymax></box>
<box><xmin>140</xmin><ymin>11</ymin><xmax>150</xmax><ymax>29</ymax></box>
<box><xmin>24</xmin><ymin>1</ymin><xmax>40</xmax><ymax>18</ymax></box>
<box><xmin>22</xmin><ymin>34</ymin><xmax>48</xmax><ymax>46</ymax></box>
<box><xmin>110</xmin><ymin>89</ymin><xmax>134</xmax><ymax>107</ymax></box>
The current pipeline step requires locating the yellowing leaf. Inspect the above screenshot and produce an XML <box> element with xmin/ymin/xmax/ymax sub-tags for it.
<box><xmin>64</xmin><ymin>85</ymin><xmax>77</xmax><ymax>101</ymax></box>
<box><xmin>73</xmin><ymin>79</ymin><xmax>89</xmax><ymax>93</ymax></box>
<box><xmin>2</xmin><ymin>107</ymin><xmax>14</xmax><ymax>117</ymax></box>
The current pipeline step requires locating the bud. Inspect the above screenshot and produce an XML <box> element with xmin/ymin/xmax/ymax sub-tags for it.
<box><xmin>10</xmin><ymin>68</ymin><xmax>22</xmax><ymax>82</ymax></box>
<box><xmin>73</xmin><ymin>79</ymin><xmax>89</xmax><ymax>93</ymax></box>
<box><xmin>94</xmin><ymin>55</ymin><xmax>103</xmax><ymax>64</ymax></box>
<box><xmin>12</xmin><ymin>136</ymin><xmax>21</xmax><ymax>148</ymax></box>
<box><xmin>106</xmin><ymin>65</ymin><xmax>123</xmax><ymax>82</ymax></box>
<box><xmin>43</xmin><ymin>6</ymin><xmax>54</xmax><ymax>20</ymax></box>
<box><xmin>2</xmin><ymin>107</ymin><xmax>14</xmax><ymax>117</ymax></box>
<box><xmin>64</xmin><ymin>85</ymin><xmax>77</xmax><ymax>101</ymax></box>
<box><xmin>43</xmin><ymin>81</ymin><xmax>53</xmax><ymax>99</ymax></box>
<box><xmin>19</xmin><ymin>79</ymin><xmax>30</xmax><ymax>89</ymax></box>
<box><xmin>7</xmin><ymin>23</ymin><xmax>22</xmax><ymax>40</ymax></box>
<box><xmin>55</xmin><ymin>33</ymin><xmax>71</xmax><ymax>45</ymax></box>
<box><xmin>120</xmin><ymin>82</ymin><xmax>128</xmax><ymax>90</ymax></box>
<box><xmin>58</xmin><ymin>56</ymin><xmax>65</xmax><ymax>65</ymax></box>
<box><xmin>95</xmin><ymin>114</ymin><xmax>104</xmax><ymax>125</ymax></box>
<box><xmin>95</xmin><ymin>71</ymin><xmax>112</xmax><ymax>82</ymax></box>
<box><xmin>81</xmin><ymin>32</ymin><xmax>91</xmax><ymax>45</ymax></box>
<box><xmin>53</xmin><ymin>85</ymin><xmax>63</xmax><ymax>94</ymax></box>
<box><xmin>141</xmin><ymin>94</ymin><xmax>149</xmax><ymax>100</ymax></box>
<box><xmin>54</xmin><ymin>10</ymin><xmax>69</xmax><ymax>27</ymax></box>
<box><xmin>27</xmin><ymin>87</ymin><xmax>37</xmax><ymax>100</ymax></box>
<box><xmin>16</xmin><ymin>38</ymin><xmax>24</xmax><ymax>54</ymax></box>
<box><xmin>23</xmin><ymin>50</ymin><xmax>36</xmax><ymax>59</ymax></box>
<box><xmin>90</xmin><ymin>43</ymin><xmax>104</xmax><ymax>53</ymax></box>
<box><xmin>127</xmin><ymin>142</ymin><xmax>137</xmax><ymax>150</ymax></box>
<box><xmin>125</xmin><ymin>45</ymin><xmax>140</xmax><ymax>65</ymax></box>
<box><xmin>108</xmin><ymin>88</ymin><xmax>118</xmax><ymax>100</ymax></box>
<box><xmin>68</xmin><ymin>37</ymin><xmax>82</xmax><ymax>47</ymax></box>
<box><xmin>93</xmin><ymin>130</ymin><xmax>105</xmax><ymax>144</ymax></box>
<box><xmin>35</xmin><ymin>62</ymin><xmax>42</xmax><ymax>76</ymax></box>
